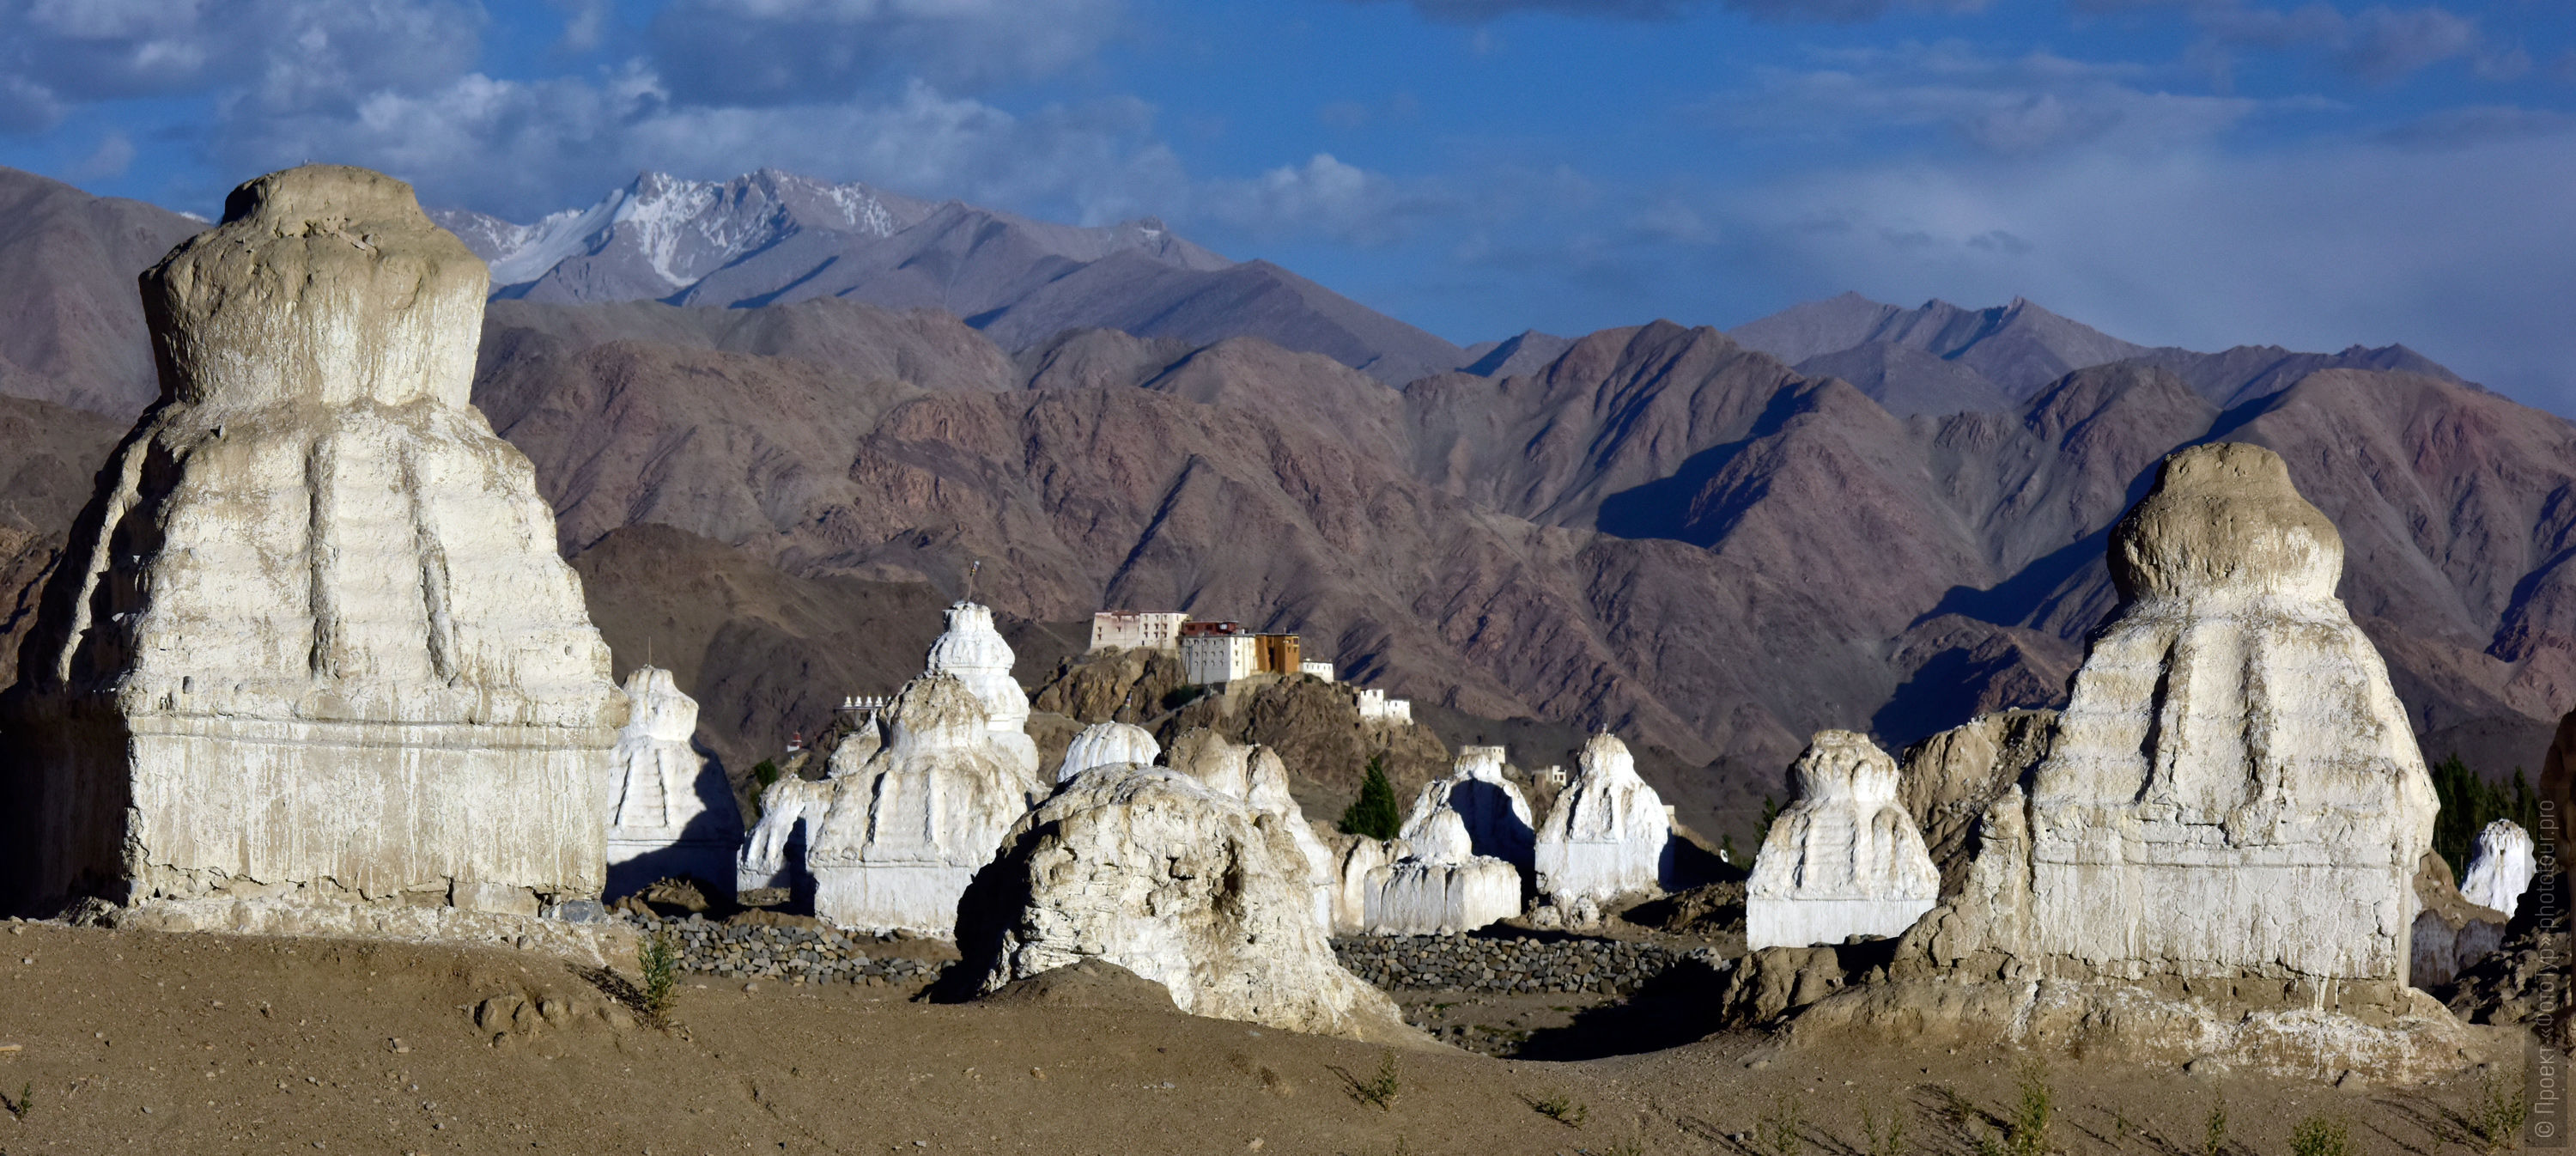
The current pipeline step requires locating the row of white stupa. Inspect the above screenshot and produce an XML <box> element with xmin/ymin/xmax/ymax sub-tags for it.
<box><xmin>1743</xmin><ymin>730</ymin><xmax>2540</xmax><ymax>952</ymax></box>
<box><xmin>608</xmin><ymin>598</ymin><xmax>1690</xmax><ymax>937</ymax></box>
<box><xmin>592</xmin><ymin>591</ymin><xmax>2549</xmax><ymax>962</ymax></box>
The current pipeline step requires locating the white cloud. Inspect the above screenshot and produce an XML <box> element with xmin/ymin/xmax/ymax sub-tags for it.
<box><xmin>0</xmin><ymin>0</ymin><xmax>483</xmax><ymax>113</ymax></box>
<box><xmin>1713</xmin><ymin>119</ymin><xmax>2576</xmax><ymax>408</ymax></box>
<box><xmin>551</xmin><ymin>0</ymin><xmax>611</xmax><ymax>52</ymax></box>
<box><xmin>1709</xmin><ymin>43</ymin><xmax>2269</xmax><ymax>155</ymax></box>
<box><xmin>224</xmin><ymin>64</ymin><xmax>1191</xmax><ymax>226</ymax></box>
<box><xmin>1194</xmin><ymin>152</ymin><xmax>1443</xmax><ymax>246</ymax></box>
<box><xmin>2080</xmin><ymin>1</ymin><xmax>2506</xmax><ymax>86</ymax></box>
<box><xmin>646</xmin><ymin>0</ymin><xmax>1123</xmax><ymax>103</ymax></box>
<box><xmin>66</xmin><ymin>131</ymin><xmax>136</xmax><ymax>181</ymax></box>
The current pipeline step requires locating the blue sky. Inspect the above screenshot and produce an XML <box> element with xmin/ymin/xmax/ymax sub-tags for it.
<box><xmin>4</xmin><ymin>0</ymin><xmax>2573</xmax><ymax>409</ymax></box>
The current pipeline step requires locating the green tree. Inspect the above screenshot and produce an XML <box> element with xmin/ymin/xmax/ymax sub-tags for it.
<box><xmin>1340</xmin><ymin>756</ymin><xmax>1401</xmax><ymax>839</ymax></box>
<box><xmin>2430</xmin><ymin>753</ymin><xmax>2541</xmax><ymax>878</ymax></box>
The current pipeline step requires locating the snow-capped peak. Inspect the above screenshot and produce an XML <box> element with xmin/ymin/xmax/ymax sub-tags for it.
<box><xmin>439</xmin><ymin>170</ymin><xmax>927</xmax><ymax>292</ymax></box>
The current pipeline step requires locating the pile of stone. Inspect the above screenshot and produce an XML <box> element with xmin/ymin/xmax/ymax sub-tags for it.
<box><xmin>623</xmin><ymin>913</ymin><xmax>945</xmax><ymax>987</ymax></box>
<box><xmin>1331</xmin><ymin>933</ymin><xmax>1713</xmax><ymax>995</ymax></box>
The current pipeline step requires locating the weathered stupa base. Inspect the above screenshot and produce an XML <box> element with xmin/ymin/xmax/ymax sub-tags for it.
<box><xmin>813</xmin><ymin>864</ymin><xmax>978</xmax><ymax>936</ymax></box>
<box><xmin>101</xmin><ymin>897</ymin><xmax>637</xmax><ymax>967</ymax></box>
<box><xmin>1722</xmin><ymin>944</ymin><xmax>2500</xmax><ymax>1084</ymax></box>
<box><xmin>605</xmin><ymin>840</ymin><xmax>738</xmax><ymax>903</ymax></box>
<box><xmin>1791</xmin><ymin>978</ymin><xmax>2489</xmax><ymax>1083</ymax></box>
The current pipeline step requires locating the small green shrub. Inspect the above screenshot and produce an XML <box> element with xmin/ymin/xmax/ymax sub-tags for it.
<box><xmin>1351</xmin><ymin>1049</ymin><xmax>1400</xmax><ymax>1110</ymax></box>
<box><xmin>1755</xmin><ymin>1092</ymin><xmax>1805</xmax><ymax>1156</ymax></box>
<box><xmin>638</xmin><ymin>928</ymin><xmax>681</xmax><ymax>1022</ymax></box>
<box><xmin>1527</xmin><ymin>1093</ymin><xmax>1588</xmax><ymax>1128</ymax></box>
<box><xmin>746</xmin><ymin>759</ymin><xmax>782</xmax><ymax>819</ymax></box>
<box><xmin>2468</xmin><ymin>1069</ymin><xmax>2528</xmax><ymax>1153</ymax></box>
<box><xmin>1860</xmin><ymin>1102</ymin><xmax>1909</xmax><ymax>1156</ymax></box>
<box><xmin>1340</xmin><ymin>757</ymin><xmax>1400</xmax><ymax>840</ymax></box>
<box><xmin>2007</xmin><ymin>1056</ymin><xmax>2054</xmax><ymax>1156</ymax></box>
<box><xmin>2203</xmin><ymin>1095</ymin><xmax>2228</xmax><ymax>1156</ymax></box>
<box><xmin>2289</xmin><ymin>1113</ymin><xmax>2352</xmax><ymax>1156</ymax></box>
<box><xmin>2</xmin><ymin>1080</ymin><xmax>30</xmax><ymax>1121</ymax></box>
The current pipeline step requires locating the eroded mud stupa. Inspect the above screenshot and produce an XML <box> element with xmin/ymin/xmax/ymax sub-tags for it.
<box><xmin>0</xmin><ymin>166</ymin><xmax>623</xmax><ymax>940</ymax></box>
<box><xmin>2009</xmin><ymin>441</ymin><xmax>2435</xmax><ymax>981</ymax></box>
<box><xmin>1532</xmin><ymin>732</ymin><xmax>1671</xmax><ymax>921</ymax></box>
<box><xmin>925</xmin><ymin>601</ymin><xmax>1040</xmax><ymax>778</ymax></box>
<box><xmin>799</xmin><ymin>673</ymin><xmax>1042</xmax><ymax>934</ymax></box>
<box><xmin>604</xmin><ymin>666</ymin><xmax>741</xmax><ymax>898</ymax></box>
<box><xmin>2461</xmin><ymin>818</ymin><xmax>2536</xmax><ymax>917</ymax></box>
<box><xmin>1167</xmin><ymin>730</ymin><xmax>1337</xmax><ymax>928</ymax></box>
<box><xmin>957</xmin><ymin>762</ymin><xmax>1413</xmax><ymax>1043</ymax></box>
<box><xmin>1399</xmin><ymin>745</ymin><xmax>1536</xmax><ymax>873</ymax></box>
<box><xmin>1746</xmin><ymin>731</ymin><xmax>1938</xmax><ymax>950</ymax></box>
<box><xmin>1056</xmin><ymin>721</ymin><xmax>1159</xmax><ymax>782</ymax></box>
<box><xmin>1728</xmin><ymin>444</ymin><xmax>2471</xmax><ymax>1080</ymax></box>
<box><xmin>1363</xmin><ymin>807</ymin><xmax>1522</xmax><ymax>934</ymax></box>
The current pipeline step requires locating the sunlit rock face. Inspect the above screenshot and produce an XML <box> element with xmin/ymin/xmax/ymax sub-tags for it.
<box><xmin>1364</xmin><ymin>808</ymin><xmax>1522</xmax><ymax>935</ymax></box>
<box><xmin>1168</xmin><ymin>730</ymin><xmax>1336</xmax><ymax>928</ymax></box>
<box><xmin>959</xmin><ymin>764</ymin><xmax>1413</xmax><ymax>1043</ymax></box>
<box><xmin>1532</xmin><ymin>733</ymin><xmax>1672</xmax><ymax>912</ymax></box>
<box><xmin>1331</xmin><ymin>837</ymin><xmax>1398</xmax><ymax>934</ymax></box>
<box><xmin>0</xmin><ymin>165</ymin><xmax>623</xmax><ymax>929</ymax></box>
<box><xmin>1400</xmin><ymin>745</ymin><xmax>1535</xmax><ymax>873</ymax></box>
<box><xmin>604</xmin><ymin>666</ymin><xmax>741</xmax><ymax>898</ymax></box>
<box><xmin>2461</xmin><ymin>819</ymin><xmax>2536</xmax><ymax>918</ymax></box>
<box><xmin>924</xmin><ymin>601</ymin><xmax>1039</xmax><ymax>777</ymax></box>
<box><xmin>2014</xmin><ymin>443</ymin><xmax>2437</xmax><ymax>983</ymax></box>
<box><xmin>2412</xmin><ymin>851</ymin><xmax>2508</xmax><ymax>990</ymax></box>
<box><xmin>1747</xmin><ymin>731</ymin><xmax>1938</xmax><ymax>950</ymax></box>
<box><xmin>803</xmin><ymin>673</ymin><xmax>1043</xmax><ymax>934</ymax></box>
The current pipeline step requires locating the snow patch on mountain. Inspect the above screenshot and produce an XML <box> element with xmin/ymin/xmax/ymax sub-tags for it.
<box><xmin>432</xmin><ymin>168</ymin><xmax>927</xmax><ymax>295</ymax></box>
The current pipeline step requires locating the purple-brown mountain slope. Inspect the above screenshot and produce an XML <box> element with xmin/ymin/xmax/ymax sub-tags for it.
<box><xmin>435</xmin><ymin>171</ymin><xmax>1467</xmax><ymax>388</ymax></box>
<box><xmin>464</xmin><ymin>297</ymin><xmax>2576</xmax><ymax>840</ymax></box>
<box><xmin>1731</xmin><ymin>290</ymin><xmax>2466</xmax><ymax>420</ymax></box>
<box><xmin>0</xmin><ymin>167</ymin><xmax>203</xmax><ymax>416</ymax></box>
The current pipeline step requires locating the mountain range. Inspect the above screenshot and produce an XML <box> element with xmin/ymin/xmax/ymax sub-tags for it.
<box><xmin>430</xmin><ymin>169</ymin><xmax>1471</xmax><ymax>387</ymax></box>
<box><xmin>1</xmin><ymin>161</ymin><xmax>2569</xmax><ymax>845</ymax></box>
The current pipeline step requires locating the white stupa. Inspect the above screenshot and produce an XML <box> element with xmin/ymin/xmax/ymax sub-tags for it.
<box><xmin>925</xmin><ymin>601</ymin><xmax>1040</xmax><ymax>777</ymax></box>
<box><xmin>604</xmin><ymin>666</ymin><xmax>743</xmax><ymax>897</ymax></box>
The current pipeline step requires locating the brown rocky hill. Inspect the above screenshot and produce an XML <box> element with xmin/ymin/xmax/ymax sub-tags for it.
<box><xmin>462</xmin><ymin>297</ymin><xmax>2576</xmax><ymax>842</ymax></box>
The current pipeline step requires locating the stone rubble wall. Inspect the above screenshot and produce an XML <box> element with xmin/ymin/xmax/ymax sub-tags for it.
<box><xmin>1331</xmin><ymin>933</ymin><xmax>1718</xmax><ymax>995</ymax></box>
<box><xmin>621</xmin><ymin>912</ymin><xmax>1724</xmax><ymax>1001</ymax></box>
<box><xmin>627</xmin><ymin>914</ymin><xmax>945</xmax><ymax>987</ymax></box>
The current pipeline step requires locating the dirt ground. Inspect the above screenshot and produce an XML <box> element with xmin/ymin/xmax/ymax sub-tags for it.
<box><xmin>0</xmin><ymin>918</ymin><xmax>2542</xmax><ymax>1155</ymax></box>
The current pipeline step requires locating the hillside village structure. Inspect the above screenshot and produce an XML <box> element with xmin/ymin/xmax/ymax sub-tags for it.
<box><xmin>1180</xmin><ymin>622</ymin><xmax>1259</xmax><ymax>684</ymax></box>
<box><xmin>1358</xmin><ymin>688</ymin><xmax>1414</xmax><ymax>724</ymax></box>
<box><xmin>1088</xmin><ymin>610</ymin><xmax>1188</xmax><ymax>652</ymax></box>
<box><xmin>1255</xmin><ymin>633</ymin><xmax>1302</xmax><ymax>675</ymax></box>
